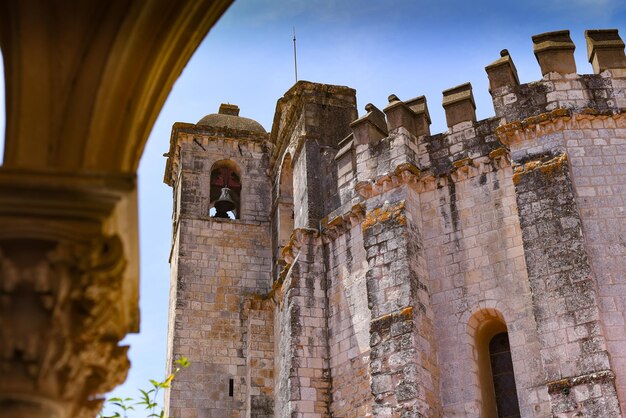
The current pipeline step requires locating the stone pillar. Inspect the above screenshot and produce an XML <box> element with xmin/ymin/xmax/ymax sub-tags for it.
<box><xmin>0</xmin><ymin>1</ymin><xmax>233</xmax><ymax>415</ymax></box>
<box><xmin>0</xmin><ymin>171</ymin><xmax>137</xmax><ymax>418</ymax></box>
<box><xmin>585</xmin><ymin>29</ymin><xmax>626</xmax><ymax>74</ymax></box>
<box><xmin>242</xmin><ymin>298</ymin><xmax>275</xmax><ymax>418</ymax></box>
<box><xmin>275</xmin><ymin>229</ymin><xmax>331</xmax><ymax>417</ymax></box>
<box><xmin>511</xmin><ymin>155</ymin><xmax>620</xmax><ymax>416</ymax></box>
<box><xmin>442</xmin><ymin>83</ymin><xmax>476</xmax><ymax>129</ymax></box>
<box><xmin>361</xmin><ymin>200</ymin><xmax>439</xmax><ymax>417</ymax></box>
<box><xmin>532</xmin><ymin>30</ymin><xmax>577</xmax><ymax>76</ymax></box>
<box><xmin>485</xmin><ymin>49</ymin><xmax>520</xmax><ymax>93</ymax></box>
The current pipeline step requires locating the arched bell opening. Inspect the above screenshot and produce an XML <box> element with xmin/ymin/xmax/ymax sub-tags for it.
<box><xmin>209</xmin><ymin>159</ymin><xmax>241</xmax><ymax>219</ymax></box>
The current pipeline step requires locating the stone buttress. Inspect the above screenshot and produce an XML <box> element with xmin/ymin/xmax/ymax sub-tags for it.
<box><xmin>270</xmin><ymin>82</ymin><xmax>359</xmax><ymax>417</ymax></box>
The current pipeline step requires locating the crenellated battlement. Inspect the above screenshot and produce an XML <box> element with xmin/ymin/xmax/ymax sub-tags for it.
<box><xmin>332</xmin><ymin>28</ymin><xmax>626</xmax><ymax>213</ymax></box>
<box><xmin>490</xmin><ymin>30</ymin><xmax>626</xmax><ymax>120</ymax></box>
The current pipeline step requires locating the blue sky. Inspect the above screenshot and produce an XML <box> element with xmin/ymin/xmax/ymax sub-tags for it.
<box><xmin>1</xmin><ymin>0</ymin><xmax>626</xmax><ymax>415</ymax></box>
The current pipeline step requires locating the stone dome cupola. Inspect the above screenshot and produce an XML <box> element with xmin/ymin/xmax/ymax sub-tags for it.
<box><xmin>196</xmin><ymin>103</ymin><xmax>266</xmax><ymax>133</ymax></box>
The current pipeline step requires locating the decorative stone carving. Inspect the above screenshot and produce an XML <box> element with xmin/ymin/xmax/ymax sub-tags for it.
<box><xmin>0</xmin><ymin>235</ymin><xmax>129</xmax><ymax>418</ymax></box>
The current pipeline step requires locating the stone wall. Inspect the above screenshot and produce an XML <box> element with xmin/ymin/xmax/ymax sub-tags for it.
<box><xmin>269</xmin><ymin>82</ymin><xmax>357</xmax><ymax>230</ymax></box>
<box><xmin>493</xmin><ymin>36</ymin><xmax>626</xmax><ymax>413</ymax></box>
<box><xmin>513</xmin><ymin>153</ymin><xmax>617</xmax><ymax>416</ymax></box>
<box><xmin>243</xmin><ymin>298</ymin><xmax>275</xmax><ymax>418</ymax></box>
<box><xmin>499</xmin><ymin>109</ymin><xmax>626</xmax><ymax>415</ymax></box>
<box><xmin>420</xmin><ymin>165</ymin><xmax>548</xmax><ymax>416</ymax></box>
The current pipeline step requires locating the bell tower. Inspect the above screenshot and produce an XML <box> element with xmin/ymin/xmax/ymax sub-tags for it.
<box><xmin>163</xmin><ymin>104</ymin><xmax>274</xmax><ymax>417</ymax></box>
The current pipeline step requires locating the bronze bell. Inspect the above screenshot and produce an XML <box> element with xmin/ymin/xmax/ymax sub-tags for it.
<box><xmin>214</xmin><ymin>187</ymin><xmax>237</xmax><ymax>218</ymax></box>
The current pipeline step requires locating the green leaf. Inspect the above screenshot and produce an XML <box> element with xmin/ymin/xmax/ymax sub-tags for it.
<box><xmin>161</xmin><ymin>374</ymin><xmax>174</xmax><ymax>388</ymax></box>
<box><xmin>138</xmin><ymin>388</ymin><xmax>154</xmax><ymax>403</ymax></box>
<box><xmin>98</xmin><ymin>360</ymin><xmax>192</xmax><ymax>418</ymax></box>
<box><xmin>175</xmin><ymin>357</ymin><xmax>190</xmax><ymax>368</ymax></box>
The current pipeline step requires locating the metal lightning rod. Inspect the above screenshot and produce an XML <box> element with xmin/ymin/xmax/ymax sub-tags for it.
<box><xmin>293</xmin><ymin>27</ymin><xmax>298</xmax><ymax>83</ymax></box>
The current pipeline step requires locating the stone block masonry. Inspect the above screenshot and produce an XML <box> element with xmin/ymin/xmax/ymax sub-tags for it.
<box><xmin>419</xmin><ymin>163</ymin><xmax>548</xmax><ymax>417</ymax></box>
<box><xmin>564</xmin><ymin>114</ymin><xmax>626</xmax><ymax>413</ymax></box>
<box><xmin>163</xmin><ymin>119</ymin><xmax>274</xmax><ymax>418</ymax></box>
<box><xmin>164</xmin><ymin>28</ymin><xmax>626</xmax><ymax>418</ymax></box>
<box><xmin>274</xmin><ymin>229</ymin><xmax>331</xmax><ymax>417</ymax></box>
<box><xmin>166</xmin><ymin>216</ymin><xmax>274</xmax><ymax>418</ymax></box>
<box><xmin>512</xmin><ymin>154</ymin><xmax>619</xmax><ymax>416</ymax></box>
<box><xmin>243</xmin><ymin>297</ymin><xmax>275</xmax><ymax>418</ymax></box>
<box><xmin>324</xmin><ymin>219</ymin><xmax>374</xmax><ymax>417</ymax></box>
<box><xmin>361</xmin><ymin>197</ymin><xmax>439</xmax><ymax>417</ymax></box>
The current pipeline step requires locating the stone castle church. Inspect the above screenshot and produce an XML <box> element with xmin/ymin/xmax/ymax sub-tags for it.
<box><xmin>163</xmin><ymin>29</ymin><xmax>626</xmax><ymax>417</ymax></box>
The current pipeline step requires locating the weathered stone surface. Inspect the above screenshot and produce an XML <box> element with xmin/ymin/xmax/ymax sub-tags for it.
<box><xmin>166</xmin><ymin>30</ymin><xmax>626</xmax><ymax>417</ymax></box>
<box><xmin>274</xmin><ymin>229</ymin><xmax>331</xmax><ymax>418</ymax></box>
<box><xmin>362</xmin><ymin>198</ymin><xmax>439</xmax><ymax>417</ymax></box>
<box><xmin>511</xmin><ymin>152</ymin><xmax>619</xmax><ymax>415</ymax></box>
<box><xmin>532</xmin><ymin>30</ymin><xmax>577</xmax><ymax>75</ymax></box>
<box><xmin>0</xmin><ymin>168</ymin><xmax>140</xmax><ymax>418</ymax></box>
<box><xmin>0</xmin><ymin>236</ymin><xmax>130</xmax><ymax>418</ymax></box>
<box><xmin>442</xmin><ymin>83</ymin><xmax>476</xmax><ymax>128</ymax></box>
<box><xmin>585</xmin><ymin>29</ymin><xmax>626</xmax><ymax>74</ymax></box>
<box><xmin>486</xmin><ymin>49</ymin><xmax>520</xmax><ymax>92</ymax></box>
<box><xmin>164</xmin><ymin>110</ymin><xmax>273</xmax><ymax>418</ymax></box>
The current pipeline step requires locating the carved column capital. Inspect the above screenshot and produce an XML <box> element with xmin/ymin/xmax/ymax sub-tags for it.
<box><xmin>0</xmin><ymin>233</ymin><xmax>130</xmax><ymax>417</ymax></box>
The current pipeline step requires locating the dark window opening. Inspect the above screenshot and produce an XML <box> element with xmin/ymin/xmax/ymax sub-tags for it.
<box><xmin>489</xmin><ymin>332</ymin><xmax>521</xmax><ymax>418</ymax></box>
<box><xmin>228</xmin><ymin>378</ymin><xmax>234</xmax><ymax>397</ymax></box>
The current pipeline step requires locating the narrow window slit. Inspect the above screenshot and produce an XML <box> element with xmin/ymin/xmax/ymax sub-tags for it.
<box><xmin>228</xmin><ymin>378</ymin><xmax>234</xmax><ymax>397</ymax></box>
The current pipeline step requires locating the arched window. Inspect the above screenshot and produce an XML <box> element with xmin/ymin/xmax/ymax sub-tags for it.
<box><xmin>489</xmin><ymin>332</ymin><xmax>520</xmax><ymax>418</ymax></box>
<box><xmin>473</xmin><ymin>311</ymin><xmax>521</xmax><ymax>418</ymax></box>
<box><xmin>277</xmin><ymin>154</ymin><xmax>294</xmax><ymax>247</ymax></box>
<box><xmin>209</xmin><ymin>160</ymin><xmax>241</xmax><ymax>219</ymax></box>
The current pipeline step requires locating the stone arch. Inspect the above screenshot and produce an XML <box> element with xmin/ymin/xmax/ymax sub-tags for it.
<box><xmin>209</xmin><ymin>159</ymin><xmax>242</xmax><ymax>219</ymax></box>
<box><xmin>0</xmin><ymin>2</ymin><xmax>234</xmax><ymax>415</ymax></box>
